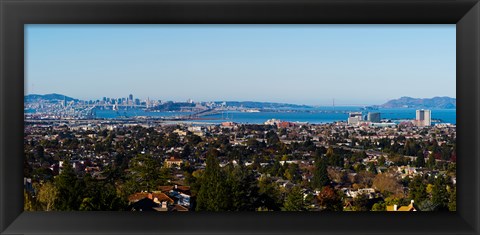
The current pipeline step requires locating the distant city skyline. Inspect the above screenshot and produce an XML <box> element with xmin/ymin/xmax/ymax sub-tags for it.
<box><xmin>25</xmin><ymin>92</ymin><xmax>456</xmax><ymax>108</ymax></box>
<box><xmin>25</xmin><ymin>24</ymin><xmax>456</xmax><ymax>106</ymax></box>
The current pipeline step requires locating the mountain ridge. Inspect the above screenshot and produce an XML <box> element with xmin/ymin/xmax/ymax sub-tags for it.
<box><xmin>380</xmin><ymin>96</ymin><xmax>456</xmax><ymax>109</ymax></box>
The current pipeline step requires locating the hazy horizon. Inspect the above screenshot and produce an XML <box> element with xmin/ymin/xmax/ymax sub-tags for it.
<box><xmin>25</xmin><ymin>92</ymin><xmax>457</xmax><ymax>107</ymax></box>
<box><xmin>25</xmin><ymin>24</ymin><xmax>456</xmax><ymax>106</ymax></box>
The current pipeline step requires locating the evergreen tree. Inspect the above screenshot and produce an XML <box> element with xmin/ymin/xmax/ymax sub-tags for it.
<box><xmin>415</xmin><ymin>154</ymin><xmax>425</xmax><ymax>168</ymax></box>
<box><xmin>196</xmin><ymin>154</ymin><xmax>230</xmax><ymax>211</ymax></box>
<box><xmin>283</xmin><ymin>186</ymin><xmax>306</xmax><ymax>211</ymax></box>
<box><xmin>431</xmin><ymin>176</ymin><xmax>449</xmax><ymax>211</ymax></box>
<box><xmin>124</xmin><ymin>154</ymin><xmax>162</xmax><ymax>195</ymax></box>
<box><xmin>408</xmin><ymin>176</ymin><xmax>427</xmax><ymax>204</ymax></box>
<box><xmin>55</xmin><ymin>158</ymin><xmax>83</xmax><ymax>210</ymax></box>
<box><xmin>257</xmin><ymin>176</ymin><xmax>282</xmax><ymax>211</ymax></box>
<box><xmin>227</xmin><ymin>164</ymin><xmax>259</xmax><ymax>211</ymax></box>
<box><xmin>312</xmin><ymin>156</ymin><xmax>329</xmax><ymax>190</ymax></box>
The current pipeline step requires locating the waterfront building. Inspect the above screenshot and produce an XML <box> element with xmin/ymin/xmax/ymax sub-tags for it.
<box><xmin>367</xmin><ymin>112</ymin><xmax>381</xmax><ymax>123</ymax></box>
<box><xmin>415</xmin><ymin>109</ymin><xmax>431</xmax><ymax>127</ymax></box>
<box><xmin>347</xmin><ymin>112</ymin><xmax>363</xmax><ymax>125</ymax></box>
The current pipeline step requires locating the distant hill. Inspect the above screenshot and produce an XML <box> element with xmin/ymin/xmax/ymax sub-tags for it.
<box><xmin>25</xmin><ymin>93</ymin><xmax>78</xmax><ymax>102</ymax></box>
<box><xmin>215</xmin><ymin>101</ymin><xmax>313</xmax><ymax>109</ymax></box>
<box><xmin>380</xmin><ymin>96</ymin><xmax>456</xmax><ymax>109</ymax></box>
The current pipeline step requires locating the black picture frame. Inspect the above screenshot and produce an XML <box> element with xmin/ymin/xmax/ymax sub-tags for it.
<box><xmin>1</xmin><ymin>0</ymin><xmax>479</xmax><ymax>234</ymax></box>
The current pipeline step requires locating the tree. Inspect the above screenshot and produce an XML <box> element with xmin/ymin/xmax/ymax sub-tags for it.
<box><xmin>312</xmin><ymin>156</ymin><xmax>329</xmax><ymax>190</ymax></box>
<box><xmin>24</xmin><ymin>190</ymin><xmax>37</xmax><ymax>211</ymax></box>
<box><xmin>226</xmin><ymin>164</ymin><xmax>259</xmax><ymax>211</ymax></box>
<box><xmin>352</xmin><ymin>194</ymin><xmax>369</xmax><ymax>211</ymax></box>
<box><xmin>367</xmin><ymin>162</ymin><xmax>377</xmax><ymax>174</ymax></box>
<box><xmin>317</xmin><ymin>186</ymin><xmax>343</xmax><ymax>211</ymax></box>
<box><xmin>408</xmin><ymin>176</ymin><xmax>427</xmax><ymax>204</ymax></box>
<box><xmin>372</xmin><ymin>173</ymin><xmax>403</xmax><ymax>197</ymax></box>
<box><xmin>326</xmin><ymin>146</ymin><xmax>343</xmax><ymax>167</ymax></box>
<box><xmin>448</xmin><ymin>187</ymin><xmax>456</xmax><ymax>211</ymax></box>
<box><xmin>80</xmin><ymin>174</ymin><xmax>127</xmax><ymax>211</ymax></box>
<box><xmin>427</xmin><ymin>154</ymin><xmax>436</xmax><ymax>170</ymax></box>
<box><xmin>38</xmin><ymin>181</ymin><xmax>58</xmax><ymax>211</ymax></box>
<box><xmin>196</xmin><ymin>154</ymin><xmax>230</xmax><ymax>211</ymax></box>
<box><xmin>431</xmin><ymin>176</ymin><xmax>449</xmax><ymax>211</ymax></box>
<box><xmin>55</xmin><ymin>158</ymin><xmax>83</xmax><ymax>210</ymax></box>
<box><xmin>371</xmin><ymin>202</ymin><xmax>386</xmax><ymax>211</ymax></box>
<box><xmin>124</xmin><ymin>154</ymin><xmax>162</xmax><ymax>194</ymax></box>
<box><xmin>415</xmin><ymin>154</ymin><xmax>425</xmax><ymax>168</ymax></box>
<box><xmin>257</xmin><ymin>176</ymin><xmax>282</xmax><ymax>211</ymax></box>
<box><xmin>283</xmin><ymin>186</ymin><xmax>306</xmax><ymax>211</ymax></box>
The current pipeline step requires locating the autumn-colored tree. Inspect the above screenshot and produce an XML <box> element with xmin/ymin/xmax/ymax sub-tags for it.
<box><xmin>372</xmin><ymin>173</ymin><xmax>403</xmax><ymax>197</ymax></box>
<box><xmin>317</xmin><ymin>186</ymin><xmax>343</xmax><ymax>211</ymax></box>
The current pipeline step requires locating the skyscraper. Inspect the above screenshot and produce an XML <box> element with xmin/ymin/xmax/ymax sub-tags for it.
<box><xmin>415</xmin><ymin>109</ymin><xmax>431</xmax><ymax>127</ymax></box>
<box><xmin>367</xmin><ymin>112</ymin><xmax>381</xmax><ymax>123</ymax></box>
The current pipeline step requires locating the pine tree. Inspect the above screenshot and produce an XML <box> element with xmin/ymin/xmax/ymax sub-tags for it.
<box><xmin>55</xmin><ymin>158</ymin><xmax>83</xmax><ymax>210</ymax></box>
<box><xmin>312</xmin><ymin>156</ymin><xmax>329</xmax><ymax>190</ymax></box>
<box><xmin>408</xmin><ymin>176</ymin><xmax>427</xmax><ymax>204</ymax></box>
<box><xmin>431</xmin><ymin>176</ymin><xmax>449</xmax><ymax>211</ymax></box>
<box><xmin>227</xmin><ymin>164</ymin><xmax>259</xmax><ymax>211</ymax></box>
<box><xmin>125</xmin><ymin>154</ymin><xmax>162</xmax><ymax>194</ymax></box>
<box><xmin>196</xmin><ymin>154</ymin><xmax>230</xmax><ymax>211</ymax></box>
<box><xmin>283</xmin><ymin>186</ymin><xmax>306</xmax><ymax>211</ymax></box>
<box><xmin>257</xmin><ymin>176</ymin><xmax>282</xmax><ymax>211</ymax></box>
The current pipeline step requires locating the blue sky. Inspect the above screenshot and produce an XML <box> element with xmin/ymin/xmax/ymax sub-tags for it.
<box><xmin>25</xmin><ymin>24</ymin><xmax>455</xmax><ymax>106</ymax></box>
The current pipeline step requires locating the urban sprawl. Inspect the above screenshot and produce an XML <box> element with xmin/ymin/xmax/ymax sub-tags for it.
<box><xmin>24</xmin><ymin>95</ymin><xmax>456</xmax><ymax>212</ymax></box>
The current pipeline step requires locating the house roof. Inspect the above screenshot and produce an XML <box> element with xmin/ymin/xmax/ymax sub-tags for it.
<box><xmin>128</xmin><ymin>192</ymin><xmax>174</xmax><ymax>204</ymax></box>
<box><xmin>157</xmin><ymin>185</ymin><xmax>191</xmax><ymax>195</ymax></box>
<box><xmin>386</xmin><ymin>202</ymin><xmax>418</xmax><ymax>212</ymax></box>
<box><xmin>165</xmin><ymin>157</ymin><xmax>183</xmax><ymax>162</ymax></box>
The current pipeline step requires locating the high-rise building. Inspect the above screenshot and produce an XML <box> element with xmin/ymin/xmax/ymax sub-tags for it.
<box><xmin>367</xmin><ymin>112</ymin><xmax>381</xmax><ymax>123</ymax></box>
<box><xmin>348</xmin><ymin>112</ymin><xmax>363</xmax><ymax>125</ymax></box>
<box><xmin>415</xmin><ymin>109</ymin><xmax>431</xmax><ymax>127</ymax></box>
<box><xmin>129</xmin><ymin>94</ymin><xmax>133</xmax><ymax>101</ymax></box>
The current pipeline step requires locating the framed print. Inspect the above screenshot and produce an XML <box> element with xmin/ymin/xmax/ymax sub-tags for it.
<box><xmin>1</xmin><ymin>0</ymin><xmax>479</xmax><ymax>234</ymax></box>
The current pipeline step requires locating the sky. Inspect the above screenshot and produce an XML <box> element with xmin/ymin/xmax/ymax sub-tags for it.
<box><xmin>25</xmin><ymin>24</ymin><xmax>456</xmax><ymax>106</ymax></box>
